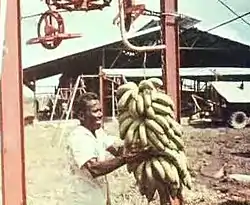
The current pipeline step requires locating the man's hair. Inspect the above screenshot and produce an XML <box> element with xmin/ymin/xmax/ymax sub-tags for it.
<box><xmin>73</xmin><ymin>92</ymin><xmax>99</xmax><ymax>116</ymax></box>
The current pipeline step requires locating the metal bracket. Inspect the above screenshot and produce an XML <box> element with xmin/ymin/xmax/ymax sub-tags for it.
<box><xmin>45</xmin><ymin>0</ymin><xmax>111</xmax><ymax>11</ymax></box>
<box><xmin>143</xmin><ymin>8</ymin><xmax>184</xmax><ymax>19</ymax></box>
<box><xmin>26</xmin><ymin>33</ymin><xmax>82</xmax><ymax>49</ymax></box>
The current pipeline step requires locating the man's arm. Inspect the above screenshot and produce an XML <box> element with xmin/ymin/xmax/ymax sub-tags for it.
<box><xmin>84</xmin><ymin>149</ymin><xmax>151</xmax><ymax>178</ymax></box>
<box><xmin>84</xmin><ymin>155</ymin><xmax>126</xmax><ymax>178</ymax></box>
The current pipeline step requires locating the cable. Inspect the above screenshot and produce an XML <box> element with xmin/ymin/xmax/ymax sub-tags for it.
<box><xmin>217</xmin><ymin>0</ymin><xmax>250</xmax><ymax>28</ymax></box>
<box><xmin>21</xmin><ymin>10</ymin><xmax>71</xmax><ymax>20</ymax></box>
<box><xmin>207</xmin><ymin>10</ymin><xmax>250</xmax><ymax>32</ymax></box>
<box><xmin>21</xmin><ymin>12</ymin><xmax>44</xmax><ymax>19</ymax></box>
<box><xmin>188</xmin><ymin>10</ymin><xmax>250</xmax><ymax>47</ymax></box>
<box><xmin>142</xmin><ymin>52</ymin><xmax>147</xmax><ymax>80</ymax></box>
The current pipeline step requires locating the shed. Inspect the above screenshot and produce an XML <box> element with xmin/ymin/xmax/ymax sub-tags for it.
<box><xmin>102</xmin><ymin>67</ymin><xmax>250</xmax><ymax>80</ymax></box>
<box><xmin>210</xmin><ymin>81</ymin><xmax>250</xmax><ymax>103</ymax></box>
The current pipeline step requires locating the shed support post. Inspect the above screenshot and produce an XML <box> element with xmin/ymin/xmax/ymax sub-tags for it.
<box><xmin>99</xmin><ymin>66</ymin><xmax>105</xmax><ymax>125</ymax></box>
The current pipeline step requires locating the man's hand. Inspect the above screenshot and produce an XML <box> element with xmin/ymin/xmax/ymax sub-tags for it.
<box><xmin>122</xmin><ymin>148</ymin><xmax>152</xmax><ymax>164</ymax></box>
<box><xmin>116</xmin><ymin>146</ymin><xmax>124</xmax><ymax>156</ymax></box>
<box><xmin>106</xmin><ymin>145</ymin><xmax>124</xmax><ymax>157</ymax></box>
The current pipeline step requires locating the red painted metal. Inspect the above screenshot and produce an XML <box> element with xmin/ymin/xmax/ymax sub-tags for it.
<box><xmin>26</xmin><ymin>10</ymin><xmax>81</xmax><ymax>49</ymax></box>
<box><xmin>161</xmin><ymin>0</ymin><xmax>182</xmax><ymax>202</ymax></box>
<box><xmin>26</xmin><ymin>33</ymin><xmax>82</xmax><ymax>49</ymax></box>
<box><xmin>113</xmin><ymin>0</ymin><xmax>145</xmax><ymax>32</ymax></box>
<box><xmin>161</xmin><ymin>0</ymin><xmax>181</xmax><ymax>123</ymax></box>
<box><xmin>45</xmin><ymin>0</ymin><xmax>111</xmax><ymax>12</ymax></box>
<box><xmin>123</xmin><ymin>0</ymin><xmax>145</xmax><ymax>31</ymax></box>
<box><xmin>0</xmin><ymin>0</ymin><xmax>27</xmax><ymax>205</ymax></box>
<box><xmin>27</xmin><ymin>0</ymin><xmax>111</xmax><ymax>49</ymax></box>
<box><xmin>161</xmin><ymin>0</ymin><xmax>183</xmax><ymax>205</ymax></box>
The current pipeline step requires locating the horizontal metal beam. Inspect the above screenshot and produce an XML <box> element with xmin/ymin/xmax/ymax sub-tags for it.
<box><xmin>100</xmin><ymin>46</ymin><xmax>250</xmax><ymax>51</ymax></box>
<box><xmin>102</xmin><ymin>67</ymin><xmax>250</xmax><ymax>78</ymax></box>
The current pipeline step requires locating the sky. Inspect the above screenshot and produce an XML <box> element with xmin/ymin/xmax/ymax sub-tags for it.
<box><xmin>21</xmin><ymin>0</ymin><xmax>250</xmax><ymax>44</ymax></box>
<box><xmin>178</xmin><ymin>0</ymin><xmax>250</xmax><ymax>45</ymax></box>
<box><xmin>20</xmin><ymin>0</ymin><xmax>250</xmax><ymax>97</ymax></box>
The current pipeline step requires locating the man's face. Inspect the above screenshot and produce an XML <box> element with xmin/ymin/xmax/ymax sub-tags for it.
<box><xmin>84</xmin><ymin>99</ymin><xmax>103</xmax><ymax>130</ymax></box>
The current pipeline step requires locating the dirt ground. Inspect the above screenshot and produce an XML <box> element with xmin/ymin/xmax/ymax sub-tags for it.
<box><xmin>183</xmin><ymin>124</ymin><xmax>250</xmax><ymax>205</ymax></box>
<box><xmin>8</xmin><ymin>118</ymin><xmax>250</xmax><ymax>205</ymax></box>
<box><xmin>104</xmin><ymin>119</ymin><xmax>250</xmax><ymax>205</ymax></box>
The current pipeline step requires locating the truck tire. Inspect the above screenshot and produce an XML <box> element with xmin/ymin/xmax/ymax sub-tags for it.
<box><xmin>228</xmin><ymin>111</ymin><xmax>248</xmax><ymax>129</ymax></box>
<box><xmin>104</xmin><ymin>0</ymin><xmax>112</xmax><ymax>4</ymax></box>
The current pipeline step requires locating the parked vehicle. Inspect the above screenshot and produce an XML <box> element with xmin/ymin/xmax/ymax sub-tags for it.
<box><xmin>189</xmin><ymin>81</ymin><xmax>250</xmax><ymax>129</ymax></box>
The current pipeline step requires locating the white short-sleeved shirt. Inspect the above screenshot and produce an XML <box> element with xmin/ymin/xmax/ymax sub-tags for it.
<box><xmin>66</xmin><ymin>125</ymin><xmax>117</xmax><ymax>205</ymax></box>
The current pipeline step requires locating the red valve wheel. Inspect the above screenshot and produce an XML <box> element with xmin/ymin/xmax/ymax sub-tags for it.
<box><xmin>26</xmin><ymin>10</ymin><xmax>82</xmax><ymax>49</ymax></box>
<box><xmin>37</xmin><ymin>10</ymin><xmax>65</xmax><ymax>49</ymax></box>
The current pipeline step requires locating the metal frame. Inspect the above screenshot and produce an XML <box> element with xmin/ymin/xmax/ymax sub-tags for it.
<box><xmin>161</xmin><ymin>0</ymin><xmax>181</xmax><ymax>123</ymax></box>
<box><xmin>117</xmin><ymin>0</ymin><xmax>181</xmax><ymax>122</ymax></box>
<box><xmin>0</xmin><ymin>0</ymin><xmax>181</xmax><ymax>204</ymax></box>
<box><xmin>0</xmin><ymin>0</ymin><xmax>27</xmax><ymax>205</ymax></box>
<box><xmin>99</xmin><ymin>66</ymin><xmax>106</xmax><ymax>125</ymax></box>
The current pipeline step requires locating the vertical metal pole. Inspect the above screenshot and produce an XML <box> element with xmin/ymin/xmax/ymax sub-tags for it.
<box><xmin>99</xmin><ymin>66</ymin><xmax>105</xmax><ymax>126</ymax></box>
<box><xmin>161</xmin><ymin>0</ymin><xmax>181</xmax><ymax>123</ymax></box>
<box><xmin>111</xmin><ymin>78</ymin><xmax>115</xmax><ymax>119</ymax></box>
<box><xmin>65</xmin><ymin>75</ymin><xmax>81</xmax><ymax>121</ymax></box>
<box><xmin>69</xmin><ymin>79</ymin><xmax>73</xmax><ymax>119</ymax></box>
<box><xmin>161</xmin><ymin>0</ymin><xmax>182</xmax><ymax>204</ymax></box>
<box><xmin>102</xmin><ymin>48</ymin><xmax>106</xmax><ymax>68</ymax></box>
<box><xmin>0</xmin><ymin>0</ymin><xmax>27</xmax><ymax>205</ymax></box>
<box><xmin>33</xmin><ymin>79</ymin><xmax>38</xmax><ymax>120</ymax></box>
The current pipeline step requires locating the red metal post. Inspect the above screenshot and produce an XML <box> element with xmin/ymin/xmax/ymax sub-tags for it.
<box><xmin>161</xmin><ymin>0</ymin><xmax>182</xmax><ymax>204</ymax></box>
<box><xmin>161</xmin><ymin>0</ymin><xmax>181</xmax><ymax>123</ymax></box>
<box><xmin>0</xmin><ymin>0</ymin><xmax>27</xmax><ymax>205</ymax></box>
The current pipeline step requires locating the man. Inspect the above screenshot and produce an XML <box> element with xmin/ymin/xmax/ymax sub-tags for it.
<box><xmin>67</xmin><ymin>92</ymin><xmax>145</xmax><ymax>205</ymax></box>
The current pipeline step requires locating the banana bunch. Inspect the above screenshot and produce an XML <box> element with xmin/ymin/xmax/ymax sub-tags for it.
<box><xmin>116</xmin><ymin>78</ymin><xmax>192</xmax><ymax>203</ymax></box>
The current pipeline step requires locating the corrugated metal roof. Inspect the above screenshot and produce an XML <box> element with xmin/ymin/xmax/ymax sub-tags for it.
<box><xmin>136</xmin><ymin>0</ymin><xmax>250</xmax><ymax>46</ymax></box>
<box><xmin>178</xmin><ymin>0</ymin><xmax>250</xmax><ymax>46</ymax></box>
<box><xmin>181</xmin><ymin>67</ymin><xmax>250</xmax><ymax>77</ymax></box>
<box><xmin>102</xmin><ymin>67</ymin><xmax>250</xmax><ymax>78</ymax></box>
<box><xmin>102</xmin><ymin>68</ymin><xmax>162</xmax><ymax>77</ymax></box>
<box><xmin>211</xmin><ymin>81</ymin><xmax>250</xmax><ymax>103</ymax></box>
